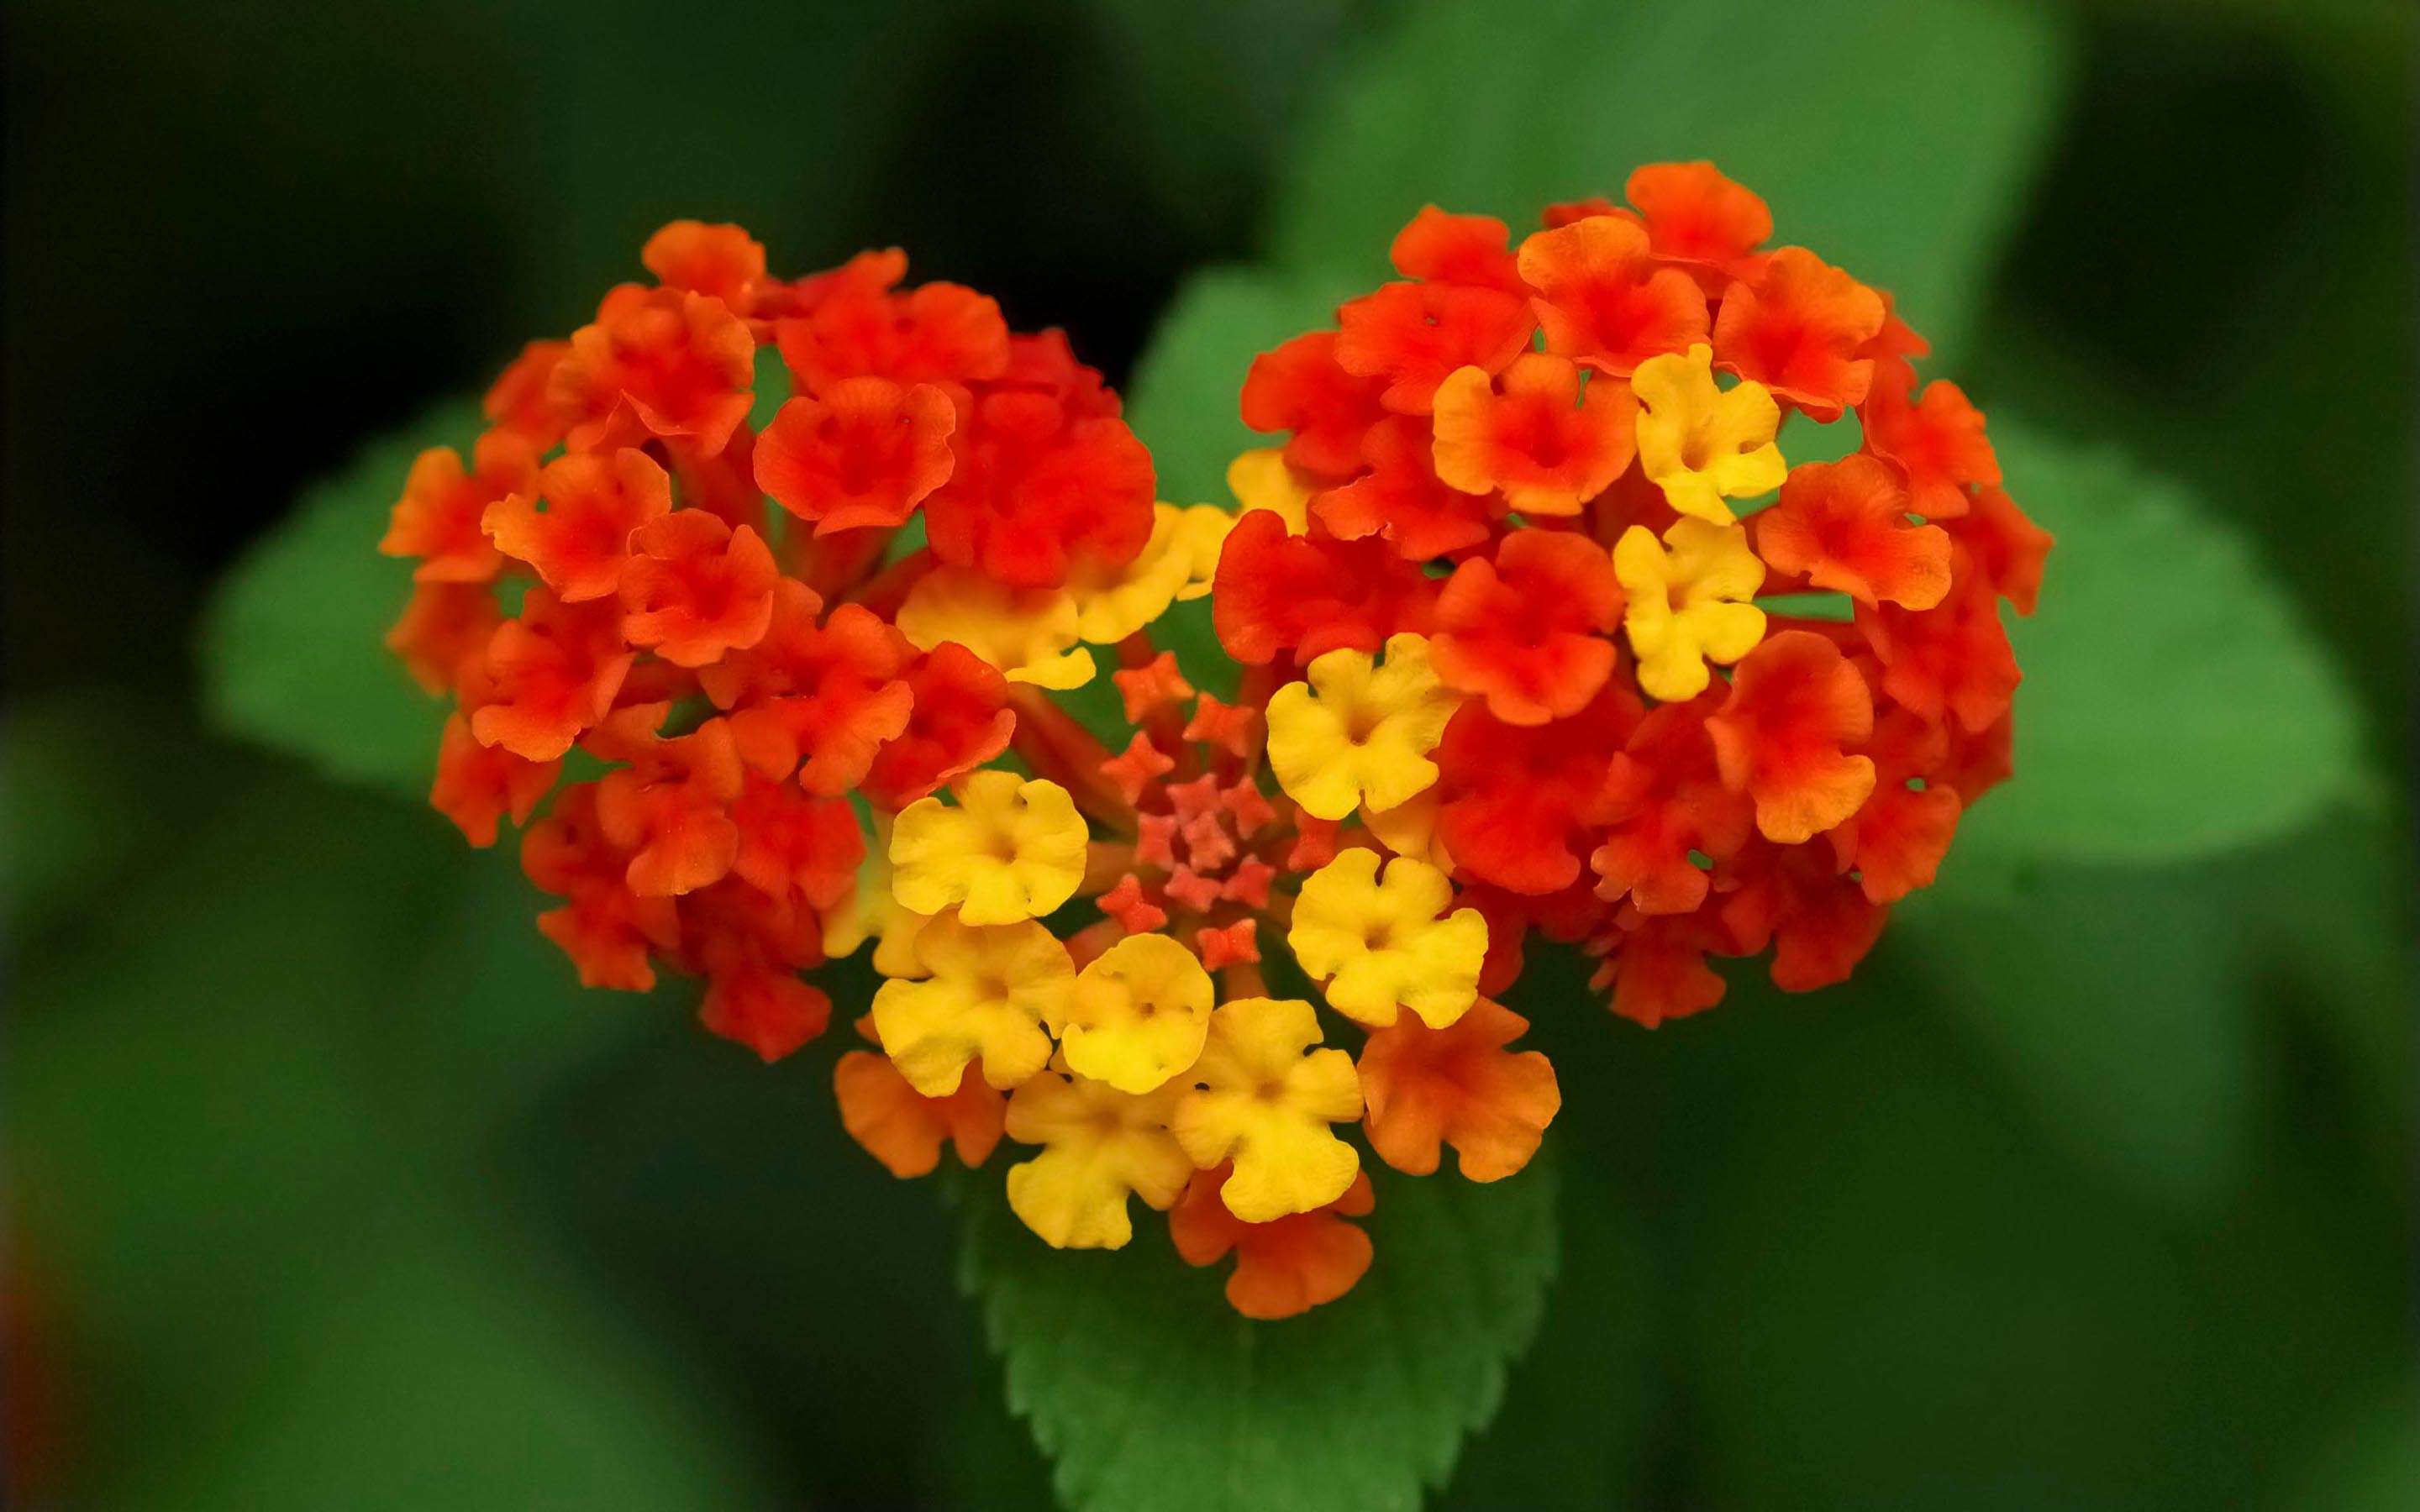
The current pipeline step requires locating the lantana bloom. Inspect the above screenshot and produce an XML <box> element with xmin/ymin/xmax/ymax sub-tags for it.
<box><xmin>384</xmin><ymin>168</ymin><xmax>2046</xmax><ymax>1321</ymax></box>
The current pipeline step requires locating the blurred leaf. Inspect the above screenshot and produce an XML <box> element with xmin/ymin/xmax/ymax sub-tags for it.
<box><xmin>1272</xmin><ymin>0</ymin><xmax>2072</xmax><ymax>360</ymax></box>
<box><xmin>1905</xmin><ymin>810</ymin><xmax>2410</xmax><ymax>1210</ymax></box>
<box><xmin>1648</xmin><ymin>964</ymin><xmax>2402</xmax><ymax>1511</ymax></box>
<box><xmin>960</xmin><ymin>1159</ymin><xmax>1558</xmax><ymax>1512</ymax></box>
<box><xmin>1079</xmin><ymin>0</ymin><xmax>1389</xmax><ymax>245</ymax></box>
<box><xmin>9</xmin><ymin>757</ymin><xmax>771</xmax><ymax>1509</ymax></box>
<box><xmin>200</xmin><ymin>400</ymin><xmax>478</xmax><ymax>801</ymax></box>
<box><xmin>1947</xmin><ymin>418</ymin><xmax>2368</xmax><ymax>879</ymax></box>
<box><xmin>3</xmin><ymin>697</ymin><xmax>238</xmax><ymax>939</ymax></box>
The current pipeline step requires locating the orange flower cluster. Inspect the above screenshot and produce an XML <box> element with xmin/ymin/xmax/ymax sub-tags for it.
<box><xmin>373</xmin><ymin>166</ymin><xmax>2049</xmax><ymax>1320</ymax></box>
<box><xmin>381</xmin><ymin>222</ymin><xmax>1154</xmax><ymax>1060</ymax></box>
<box><xmin>1217</xmin><ymin>163</ymin><xmax>2052</xmax><ymax>1030</ymax></box>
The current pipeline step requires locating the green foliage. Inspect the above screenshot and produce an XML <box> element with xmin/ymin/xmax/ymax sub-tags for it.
<box><xmin>199</xmin><ymin>400</ymin><xmax>480</xmax><ymax>801</ymax></box>
<box><xmin>1272</xmin><ymin>0</ymin><xmax>2072</xmax><ymax>361</ymax></box>
<box><xmin>7</xmin><ymin>758</ymin><xmax>774</xmax><ymax>1509</ymax></box>
<box><xmin>1947</xmin><ymin>418</ymin><xmax>2369</xmax><ymax>880</ymax></box>
<box><xmin>959</xmin><ymin>1159</ymin><xmax>1559</xmax><ymax>1512</ymax></box>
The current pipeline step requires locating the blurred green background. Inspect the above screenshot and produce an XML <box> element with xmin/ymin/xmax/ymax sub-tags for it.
<box><xmin>5</xmin><ymin>0</ymin><xmax>2412</xmax><ymax>1508</ymax></box>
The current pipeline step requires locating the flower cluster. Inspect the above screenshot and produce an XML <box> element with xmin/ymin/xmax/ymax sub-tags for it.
<box><xmin>380</xmin><ymin>222</ymin><xmax>1161</xmax><ymax>1061</ymax></box>
<box><xmin>1215</xmin><ymin>161</ymin><xmax>2051</xmax><ymax>1032</ymax></box>
<box><xmin>378</xmin><ymin>163</ymin><xmax>2049</xmax><ymax>1320</ymax></box>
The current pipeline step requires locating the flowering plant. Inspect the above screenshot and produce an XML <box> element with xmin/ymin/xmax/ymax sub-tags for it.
<box><xmin>378</xmin><ymin>163</ymin><xmax>2049</xmax><ymax>1320</ymax></box>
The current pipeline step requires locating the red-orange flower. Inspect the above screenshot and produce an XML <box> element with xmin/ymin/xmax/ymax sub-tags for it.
<box><xmin>1429</xmin><ymin>528</ymin><xmax>1624</xmax><ymax>724</ymax></box>
<box><xmin>1518</xmin><ymin>213</ymin><xmax>1708</xmax><ymax>377</ymax></box>
<box><xmin>1435</xmin><ymin>685</ymin><xmax>1642</xmax><ymax>894</ymax></box>
<box><xmin>1710</xmin><ymin>247</ymin><xmax>1884</xmax><ymax>419</ymax></box>
<box><xmin>1312</xmin><ymin>415</ymin><xmax>1497</xmax><ymax>560</ymax></box>
<box><xmin>1587</xmin><ymin>693</ymin><xmax>1754</xmax><ymax>916</ymax></box>
<box><xmin>550</xmin><ymin>286</ymin><xmax>756</xmax><ymax>454</ymax></box>
<box><xmin>754</xmin><ymin>376</ymin><xmax>958</xmax><ymax>535</ymax></box>
<box><xmin>1389</xmin><ymin>206</ymin><xmax>1524</xmax><ymax>293</ymax></box>
<box><xmin>1430</xmin><ymin>353</ymin><xmax>1638</xmax><ymax>517</ymax></box>
<box><xmin>1334</xmin><ymin>279</ymin><xmax>1534</xmax><ymax>415</ymax></box>
<box><xmin>1240</xmin><ymin>332</ymin><xmax>1392</xmax><ymax>481</ymax></box>
<box><xmin>1623</xmin><ymin>160</ymin><xmax>1772</xmax><ymax>275</ymax></box>
<box><xmin>1356</xmin><ymin>999</ymin><xmax>1559</xmax><ymax>1180</ymax></box>
<box><xmin>618</xmin><ymin>510</ymin><xmax>779</xmax><ymax>667</ymax></box>
<box><xmin>923</xmin><ymin>391</ymin><xmax>1156</xmax><ymax>588</ymax></box>
<box><xmin>481</xmin><ymin>447</ymin><xmax>672</xmax><ymax>602</ymax></box>
<box><xmin>1212</xmin><ymin>508</ymin><xmax>1434</xmax><ymax>666</ymax></box>
<box><xmin>380</xmin><ymin>429</ymin><xmax>539</xmax><ymax>583</ymax></box>
<box><xmin>1168</xmin><ymin>1164</ymin><xmax>1376</xmax><ymax>1320</ymax></box>
<box><xmin>834</xmin><ymin>1016</ymin><xmax>1007</xmax><ymax>1179</ymax></box>
<box><xmin>1704</xmin><ymin>629</ymin><xmax>1876</xmax><ymax>845</ymax></box>
<box><xmin>1754</xmin><ymin>454</ymin><xmax>1951</xmax><ymax>610</ymax></box>
<box><xmin>1863</xmin><ymin>379</ymin><xmax>1999</xmax><ymax>520</ymax></box>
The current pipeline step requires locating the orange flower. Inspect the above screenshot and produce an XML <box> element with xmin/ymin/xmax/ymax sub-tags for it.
<box><xmin>1623</xmin><ymin>160</ymin><xmax>1772</xmax><ymax>274</ymax></box>
<box><xmin>1334</xmin><ymin>280</ymin><xmax>1534</xmax><ymax>415</ymax></box>
<box><xmin>618</xmin><ymin>510</ymin><xmax>779</xmax><ymax>667</ymax></box>
<box><xmin>430</xmin><ymin>711</ymin><xmax>559</xmax><ymax>847</ymax></box>
<box><xmin>1828</xmin><ymin>710</ymin><xmax>1963</xmax><ymax>904</ymax></box>
<box><xmin>1710</xmin><ymin>247</ymin><xmax>1884</xmax><ymax>420</ymax></box>
<box><xmin>640</xmin><ymin>220</ymin><xmax>767</xmax><ymax>310</ymax></box>
<box><xmin>1754</xmin><ymin>454</ymin><xmax>1951</xmax><ymax>610</ymax></box>
<box><xmin>774</xmin><ymin>278</ymin><xmax>1009</xmax><ymax>391</ymax></box>
<box><xmin>467</xmin><ymin>590</ymin><xmax>634</xmax><ymax>762</ymax></box>
<box><xmin>1168</xmin><ymin>1164</ymin><xmax>1376</xmax><ymax>1320</ymax></box>
<box><xmin>1855</xmin><ymin>565</ymin><xmax>2023</xmax><ymax>733</ymax></box>
<box><xmin>481</xmin><ymin>447</ymin><xmax>671</xmax><ymax>602</ymax></box>
<box><xmin>1240</xmin><ymin>332</ymin><xmax>1392</xmax><ymax>482</ymax></box>
<box><xmin>386</xmin><ymin>581</ymin><xmax>500</xmax><ymax>695</ymax></box>
<box><xmin>754</xmin><ymin>376</ymin><xmax>958</xmax><ymax>535</ymax></box>
<box><xmin>1311</xmin><ymin>415</ymin><xmax>1497</xmax><ymax>560</ymax></box>
<box><xmin>1212</xmin><ymin>508</ymin><xmax>1434</xmax><ymax>667</ymax></box>
<box><xmin>923</xmin><ymin>391</ymin><xmax>1156</xmax><ymax>588</ymax></box>
<box><xmin>380</xmin><ymin>429</ymin><xmax>539</xmax><ymax>583</ymax></box>
<box><xmin>1704</xmin><ymin>630</ymin><xmax>1876</xmax><ymax>844</ymax></box>
<box><xmin>1863</xmin><ymin>379</ymin><xmax>1999</xmax><ymax>519</ymax></box>
<box><xmin>1947</xmin><ymin>484</ymin><xmax>2054</xmax><ymax>616</ymax></box>
<box><xmin>1429</xmin><ymin>529</ymin><xmax>1624</xmax><ymax>725</ymax></box>
<box><xmin>1517</xmin><ymin>213</ymin><xmax>1708</xmax><ymax>377</ymax></box>
<box><xmin>833</xmin><ymin>1016</ymin><xmax>1007</xmax><ymax>1179</ymax></box>
<box><xmin>1357</xmin><ymin>999</ymin><xmax>1560</xmax><ymax>1181</ymax></box>
<box><xmin>1431</xmin><ymin>353</ymin><xmax>1638</xmax><ymax>517</ymax></box>
<box><xmin>592</xmin><ymin>712</ymin><xmax>746</xmax><ymax>898</ymax></box>
<box><xmin>1587</xmin><ymin>693</ymin><xmax>1754</xmax><ymax>916</ymax></box>
<box><xmin>550</xmin><ymin>285</ymin><xmax>756</xmax><ymax>454</ymax></box>
<box><xmin>1389</xmin><ymin>206</ymin><xmax>1524</xmax><ymax>293</ymax></box>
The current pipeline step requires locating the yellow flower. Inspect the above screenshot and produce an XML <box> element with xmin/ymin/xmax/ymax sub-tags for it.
<box><xmin>1004</xmin><ymin>1059</ymin><xmax>1192</xmax><ymax>1249</ymax></box>
<box><xmin>1165</xmin><ymin>503</ymin><xmax>1234</xmax><ymax>601</ymax></box>
<box><xmin>896</xmin><ymin>564</ymin><xmax>1094</xmax><ymax>690</ymax></box>
<box><xmin>890</xmin><ymin>770</ymin><xmax>1088</xmax><ymax>926</ymax></box>
<box><xmin>1171</xmin><ymin>996</ymin><xmax>1362</xmax><ymax>1222</ymax></box>
<box><xmin>1064</xmin><ymin>502</ymin><xmax>1231</xmax><ymax>644</ymax></box>
<box><xmin>1630</xmin><ymin>343</ymin><xmax>1786</xmax><ymax>525</ymax></box>
<box><xmin>1226</xmin><ymin>448</ymin><xmax>1311</xmax><ymax>535</ymax></box>
<box><xmin>1612</xmin><ymin>517</ymin><xmax>1768</xmax><ymax>701</ymax></box>
<box><xmin>869</xmin><ymin>910</ymin><xmax>1073</xmax><ymax>1097</ymax></box>
<box><xmin>1286</xmin><ymin>848</ymin><xmax>1486</xmax><ymax>1030</ymax></box>
<box><xmin>1045</xmin><ymin>933</ymin><xmax>1215</xmax><ymax>1095</ymax></box>
<box><xmin>1264</xmin><ymin>633</ymin><xmax>1459</xmax><ymax>822</ymax></box>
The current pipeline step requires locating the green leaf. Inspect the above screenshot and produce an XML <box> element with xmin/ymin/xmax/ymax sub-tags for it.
<box><xmin>1271</xmin><ymin>0</ymin><xmax>2073</xmax><ymax>360</ymax></box>
<box><xmin>959</xmin><ymin>1158</ymin><xmax>1559</xmax><ymax>1512</ymax></box>
<box><xmin>200</xmin><ymin>399</ymin><xmax>480</xmax><ymax>800</ymax></box>
<box><xmin>1947</xmin><ymin>418</ymin><xmax>2370</xmax><ymax>879</ymax></box>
